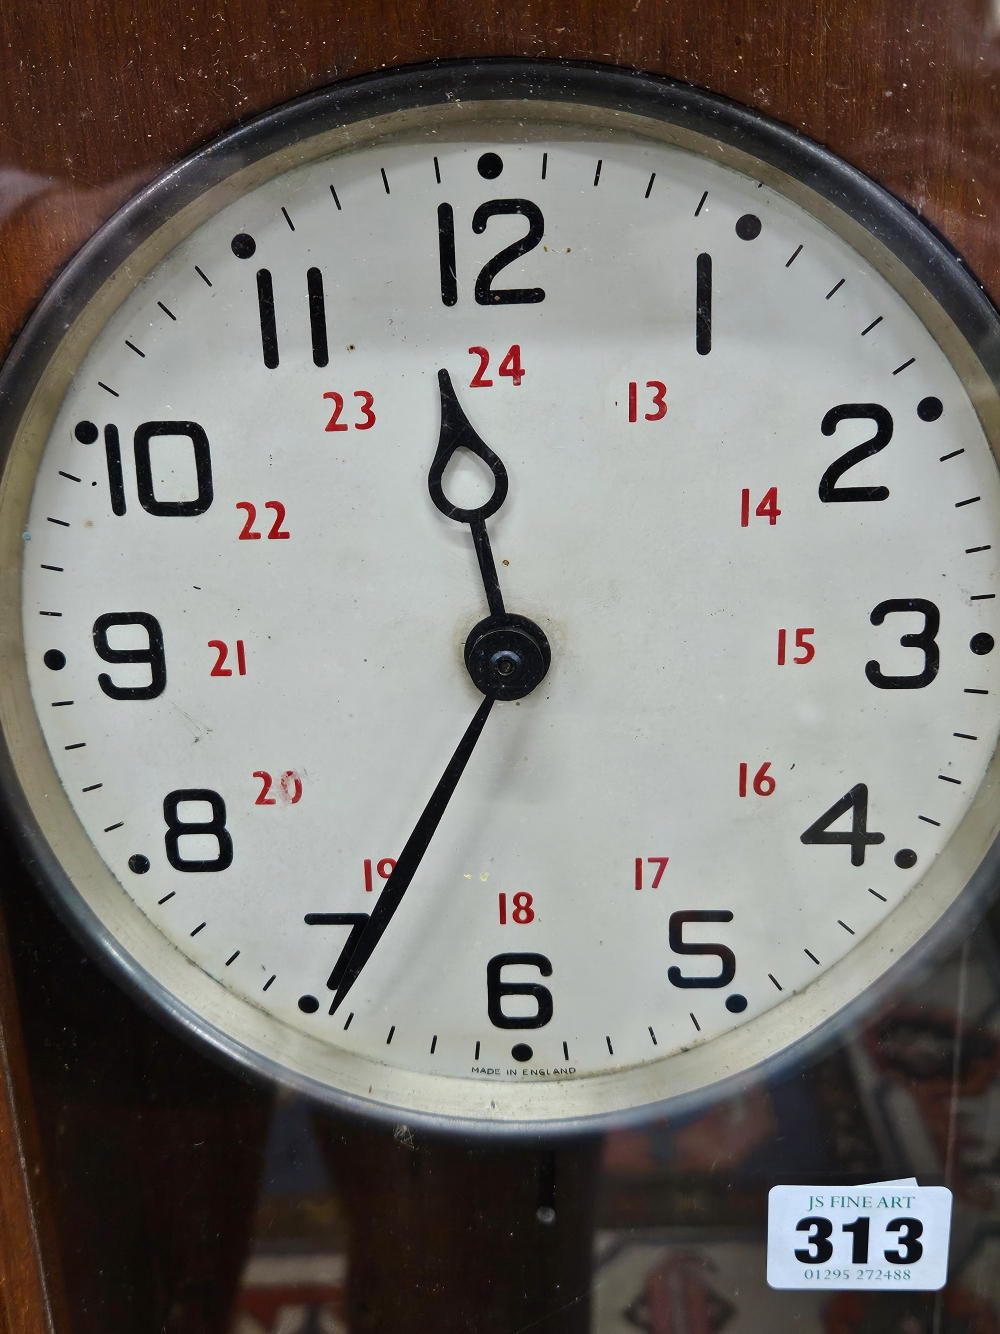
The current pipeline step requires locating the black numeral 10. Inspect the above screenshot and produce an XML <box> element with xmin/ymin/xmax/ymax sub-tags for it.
<box><xmin>76</xmin><ymin>420</ymin><xmax>213</xmax><ymax>518</ymax></box>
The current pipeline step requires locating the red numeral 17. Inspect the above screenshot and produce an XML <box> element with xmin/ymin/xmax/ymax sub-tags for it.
<box><xmin>634</xmin><ymin>857</ymin><xmax>669</xmax><ymax>889</ymax></box>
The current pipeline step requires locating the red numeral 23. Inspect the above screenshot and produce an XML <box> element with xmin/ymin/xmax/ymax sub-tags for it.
<box><xmin>324</xmin><ymin>391</ymin><xmax>376</xmax><ymax>431</ymax></box>
<box><xmin>254</xmin><ymin>770</ymin><xmax>304</xmax><ymax>804</ymax></box>
<box><xmin>469</xmin><ymin>344</ymin><xmax>524</xmax><ymax>386</ymax></box>
<box><xmin>628</xmin><ymin>382</ymin><xmax>667</xmax><ymax>422</ymax></box>
<box><xmin>237</xmin><ymin>501</ymin><xmax>290</xmax><ymax>539</ymax></box>
<box><xmin>209</xmin><ymin>640</ymin><xmax>246</xmax><ymax>676</ymax></box>
<box><xmin>777</xmin><ymin>628</ymin><xmax>815</xmax><ymax>665</ymax></box>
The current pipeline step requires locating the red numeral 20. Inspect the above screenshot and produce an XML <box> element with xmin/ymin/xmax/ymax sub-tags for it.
<box><xmin>634</xmin><ymin>857</ymin><xmax>669</xmax><ymax>890</ymax></box>
<box><xmin>740</xmin><ymin>487</ymin><xmax>780</xmax><ymax>526</ymax></box>
<box><xmin>499</xmin><ymin>892</ymin><xmax>534</xmax><ymax>923</ymax></box>
<box><xmin>254</xmin><ymin>770</ymin><xmax>304</xmax><ymax>805</ymax></box>
<box><xmin>364</xmin><ymin>858</ymin><xmax>397</xmax><ymax>891</ymax></box>
<box><xmin>777</xmin><ymin>628</ymin><xmax>815</xmax><ymax>665</ymax></box>
<box><xmin>209</xmin><ymin>640</ymin><xmax>246</xmax><ymax>676</ymax></box>
<box><xmin>323</xmin><ymin>391</ymin><xmax>376</xmax><ymax>431</ymax></box>
<box><xmin>628</xmin><ymin>381</ymin><xmax>667</xmax><ymax>422</ymax></box>
<box><xmin>237</xmin><ymin>501</ymin><xmax>289</xmax><ymax>539</ymax></box>
<box><xmin>739</xmin><ymin>762</ymin><xmax>775</xmax><ymax>797</ymax></box>
<box><xmin>469</xmin><ymin>345</ymin><xmax>524</xmax><ymax>387</ymax></box>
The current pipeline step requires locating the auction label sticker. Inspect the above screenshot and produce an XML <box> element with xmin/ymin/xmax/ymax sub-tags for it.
<box><xmin>767</xmin><ymin>1179</ymin><xmax>952</xmax><ymax>1290</ymax></box>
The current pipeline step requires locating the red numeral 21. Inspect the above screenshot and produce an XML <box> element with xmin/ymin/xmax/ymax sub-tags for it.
<box><xmin>740</xmin><ymin>487</ymin><xmax>781</xmax><ymax>526</ymax></box>
<box><xmin>469</xmin><ymin>345</ymin><xmax>524</xmax><ymax>387</ymax></box>
<box><xmin>209</xmin><ymin>640</ymin><xmax>246</xmax><ymax>676</ymax></box>
<box><xmin>739</xmin><ymin>762</ymin><xmax>775</xmax><ymax>797</ymax></box>
<box><xmin>499</xmin><ymin>892</ymin><xmax>535</xmax><ymax>923</ymax></box>
<box><xmin>323</xmin><ymin>391</ymin><xmax>376</xmax><ymax>431</ymax></box>
<box><xmin>364</xmin><ymin>858</ymin><xmax>397</xmax><ymax>891</ymax></box>
<box><xmin>254</xmin><ymin>770</ymin><xmax>304</xmax><ymax>805</ymax></box>
<box><xmin>628</xmin><ymin>382</ymin><xmax>667</xmax><ymax>422</ymax></box>
<box><xmin>634</xmin><ymin>857</ymin><xmax>669</xmax><ymax>889</ymax></box>
<box><xmin>237</xmin><ymin>501</ymin><xmax>289</xmax><ymax>539</ymax></box>
<box><xmin>777</xmin><ymin>628</ymin><xmax>815</xmax><ymax>665</ymax></box>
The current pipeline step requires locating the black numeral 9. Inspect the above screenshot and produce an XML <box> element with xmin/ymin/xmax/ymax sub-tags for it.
<box><xmin>93</xmin><ymin>612</ymin><xmax>166</xmax><ymax>700</ymax></box>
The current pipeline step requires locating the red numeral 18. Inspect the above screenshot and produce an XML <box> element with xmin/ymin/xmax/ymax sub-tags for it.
<box><xmin>739</xmin><ymin>762</ymin><xmax>775</xmax><ymax>797</ymax></box>
<box><xmin>363</xmin><ymin>857</ymin><xmax>397</xmax><ymax>891</ymax></box>
<box><xmin>499</xmin><ymin>892</ymin><xmax>534</xmax><ymax>923</ymax></box>
<box><xmin>634</xmin><ymin>857</ymin><xmax>669</xmax><ymax>889</ymax></box>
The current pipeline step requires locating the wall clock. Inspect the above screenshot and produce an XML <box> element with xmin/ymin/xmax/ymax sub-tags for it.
<box><xmin>1</xmin><ymin>58</ymin><xmax>998</xmax><ymax>1134</ymax></box>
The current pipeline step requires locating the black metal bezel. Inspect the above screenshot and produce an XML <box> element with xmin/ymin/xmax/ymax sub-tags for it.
<box><xmin>2</xmin><ymin>57</ymin><xmax>1000</xmax><ymax>1141</ymax></box>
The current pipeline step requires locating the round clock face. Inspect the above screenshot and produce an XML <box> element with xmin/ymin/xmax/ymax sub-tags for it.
<box><xmin>2</xmin><ymin>64</ymin><xmax>1000</xmax><ymax>1132</ymax></box>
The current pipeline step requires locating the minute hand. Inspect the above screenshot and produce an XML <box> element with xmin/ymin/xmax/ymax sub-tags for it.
<box><xmin>327</xmin><ymin>694</ymin><xmax>494</xmax><ymax>1014</ymax></box>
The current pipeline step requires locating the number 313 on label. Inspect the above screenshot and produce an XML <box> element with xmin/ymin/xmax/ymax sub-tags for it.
<box><xmin>766</xmin><ymin>1182</ymin><xmax>952</xmax><ymax>1291</ymax></box>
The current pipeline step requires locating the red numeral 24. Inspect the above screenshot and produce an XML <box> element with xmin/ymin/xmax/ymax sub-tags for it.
<box><xmin>364</xmin><ymin>858</ymin><xmax>397</xmax><ymax>891</ymax></box>
<box><xmin>469</xmin><ymin>345</ymin><xmax>524</xmax><ymax>387</ymax></box>
<box><xmin>739</xmin><ymin>763</ymin><xmax>775</xmax><ymax>796</ymax></box>
<box><xmin>634</xmin><ymin>857</ymin><xmax>669</xmax><ymax>889</ymax></box>
<box><xmin>254</xmin><ymin>770</ymin><xmax>304</xmax><ymax>804</ymax></box>
<box><xmin>209</xmin><ymin>640</ymin><xmax>246</xmax><ymax>676</ymax></box>
<box><xmin>237</xmin><ymin>501</ymin><xmax>289</xmax><ymax>539</ymax></box>
<box><xmin>740</xmin><ymin>487</ymin><xmax>781</xmax><ymax>526</ymax></box>
<box><xmin>324</xmin><ymin>391</ymin><xmax>376</xmax><ymax>431</ymax></box>
<box><xmin>777</xmin><ymin>628</ymin><xmax>815</xmax><ymax>665</ymax></box>
<box><xmin>499</xmin><ymin>892</ymin><xmax>535</xmax><ymax>923</ymax></box>
<box><xmin>628</xmin><ymin>382</ymin><xmax>667</xmax><ymax>422</ymax></box>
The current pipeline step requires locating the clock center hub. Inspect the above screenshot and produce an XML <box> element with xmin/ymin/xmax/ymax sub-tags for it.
<box><xmin>464</xmin><ymin>614</ymin><xmax>551</xmax><ymax>701</ymax></box>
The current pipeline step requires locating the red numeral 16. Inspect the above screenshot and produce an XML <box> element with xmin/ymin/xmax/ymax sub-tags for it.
<box><xmin>777</xmin><ymin>628</ymin><xmax>815</xmax><ymax>665</ymax></box>
<box><xmin>739</xmin><ymin>763</ymin><xmax>775</xmax><ymax>797</ymax></box>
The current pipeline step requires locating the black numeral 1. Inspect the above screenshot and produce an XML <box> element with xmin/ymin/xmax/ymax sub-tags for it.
<box><xmin>256</xmin><ymin>269</ymin><xmax>279</xmax><ymax>369</ymax></box>
<box><xmin>696</xmin><ymin>252</ymin><xmax>712</xmax><ymax>355</ymax></box>
<box><xmin>842</xmin><ymin>1217</ymin><xmax>870</xmax><ymax>1263</ymax></box>
<box><xmin>438</xmin><ymin>203</ymin><xmax>458</xmax><ymax>307</ymax></box>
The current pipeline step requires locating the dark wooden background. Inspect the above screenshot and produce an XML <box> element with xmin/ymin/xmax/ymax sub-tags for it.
<box><xmin>2</xmin><ymin>1</ymin><xmax>1000</xmax><ymax>1331</ymax></box>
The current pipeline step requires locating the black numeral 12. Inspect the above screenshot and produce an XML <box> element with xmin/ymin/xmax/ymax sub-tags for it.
<box><xmin>438</xmin><ymin>201</ymin><xmax>546</xmax><ymax>307</ymax></box>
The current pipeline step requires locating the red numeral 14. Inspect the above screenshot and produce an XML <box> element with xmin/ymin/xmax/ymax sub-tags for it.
<box><xmin>741</xmin><ymin>487</ymin><xmax>780</xmax><ymax>526</ymax></box>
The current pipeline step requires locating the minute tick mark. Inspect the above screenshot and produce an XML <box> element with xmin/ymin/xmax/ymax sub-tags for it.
<box><xmin>647</xmin><ymin>1028</ymin><xmax>657</xmax><ymax>1045</ymax></box>
<box><xmin>541</xmin><ymin>152</ymin><xmax>547</xmax><ymax>180</ymax></box>
<box><xmin>281</xmin><ymin>207</ymin><xmax>295</xmax><ymax>231</ymax></box>
<box><xmin>329</xmin><ymin>184</ymin><xmax>341</xmax><ymax>210</ymax></box>
<box><xmin>893</xmin><ymin>357</ymin><xmax>916</xmax><ymax>374</ymax></box>
<box><xmin>826</xmin><ymin>279</ymin><xmax>845</xmax><ymax>299</ymax></box>
<box><xmin>64</xmin><ymin>743</ymin><xmax>85</xmax><ymax>750</ymax></box>
<box><xmin>81</xmin><ymin>783</ymin><xmax>103</xmax><ymax>792</ymax></box>
<box><xmin>689</xmin><ymin>1013</ymin><xmax>701</xmax><ymax>1031</ymax></box>
<box><xmin>40</xmin><ymin>565</ymin><xmax>63</xmax><ymax>572</ymax></box>
<box><xmin>644</xmin><ymin>172</ymin><xmax>655</xmax><ymax>198</ymax></box>
<box><xmin>46</xmin><ymin>517</ymin><xmax>69</xmax><ymax>527</ymax></box>
<box><xmin>98</xmin><ymin>382</ymin><xmax>119</xmax><ymax>397</ymax></box>
<box><xmin>918</xmin><ymin>815</ymin><xmax>941</xmax><ymax>825</ymax></box>
<box><xmin>158</xmin><ymin>893</ymin><xmax>175</xmax><ymax>904</ymax></box>
<box><xmin>263</xmin><ymin>975</ymin><xmax>275</xmax><ymax>991</ymax></box>
<box><xmin>195</xmin><ymin>266</ymin><xmax>212</xmax><ymax>286</ymax></box>
<box><xmin>939</xmin><ymin>774</ymin><xmax>961</xmax><ymax>784</ymax></box>
<box><xmin>190</xmin><ymin>922</ymin><xmax>206</xmax><ymax>936</ymax></box>
<box><xmin>593</xmin><ymin>159</ymin><xmax>602</xmax><ymax>186</ymax></box>
<box><xmin>966</xmin><ymin>546</ymin><xmax>991</xmax><ymax>554</ymax></box>
<box><xmin>58</xmin><ymin>472</ymin><xmax>81</xmax><ymax>482</ymax></box>
<box><xmin>694</xmin><ymin>191</ymin><xmax>707</xmax><ymax>216</ymax></box>
<box><xmin>769</xmin><ymin>974</ymin><xmax>783</xmax><ymax>989</ymax></box>
<box><xmin>103</xmin><ymin>822</ymin><xmax>123</xmax><ymax>832</ymax></box>
<box><xmin>785</xmin><ymin>244</ymin><xmax>803</xmax><ymax>266</ymax></box>
<box><xmin>861</xmin><ymin>316</ymin><xmax>883</xmax><ymax>336</ymax></box>
<box><xmin>225</xmin><ymin>951</ymin><xmax>240</xmax><ymax>965</ymax></box>
<box><xmin>380</xmin><ymin>168</ymin><xmax>390</xmax><ymax>195</ymax></box>
<box><xmin>940</xmin><ymin>449</ymin><xmax>964</xmax><ymax>461</ymax></box>
<box><xmin>805</xmin><ymin>949</ymin><xmax>821</xmax><ymax>964</ymax></box>
<box><xmin>954</xmin><ymin>732</ymin><xmax>978</xmax><ymax>739</ymax></box>
<box><xmin>125</xmin><ymin>340</ymin><xmax>145</xmax><ymax>357</ymax></box>
<box><xmin>956</xmin><ymin>496</ymin><xmax>981</xmax><ymax>507</ymax></box>
<box><xmin>869</xmin><ymin>888</ymin><xmax>887</xmax><ymax>901</ymax></box>
<box><xmin>838</xmin><ymin>920</ymin><xmax>855</xmax><ymax>934</ymax></box>
<box><xmin>433</xmin><ymin>157</ymin><xmax>441</xmax><ymax>184</ymax></box>
<box><xmin>157</xmin><ymin>301</ymin><xmax>176</xmax><ymax>321</ymax></box>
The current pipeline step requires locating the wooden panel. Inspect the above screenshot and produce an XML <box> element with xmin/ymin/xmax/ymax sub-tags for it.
<box><xmin>2</xmin><ymin>0</ymin><xmax>1000</xmax><ymax>359</ymax></box>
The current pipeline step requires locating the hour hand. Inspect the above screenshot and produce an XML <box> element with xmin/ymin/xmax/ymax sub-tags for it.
<box><xmin>428</xmin><ymin>368</ymin><xmax>508</xmax><ymax>617</ymax></box>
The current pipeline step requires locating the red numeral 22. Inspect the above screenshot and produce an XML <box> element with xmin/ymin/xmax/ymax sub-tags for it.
<box><xmin>634</xmin><ymin>857</ymin><xmax>669</xmax><ymax>889</ymax></box>
<box><xmin>777</xmin><ymin>628</ymin><xmax>815</xmax><ymax>665</ymax></box>
<box><xmin>237</xmin><ymin>501</ymin><xmax>290</xmax><ymax>539</ymax></box>
<box><xmin>209</xmin><ymin>640</ymin><xmax>246</xmax><ymax>676</ymax></box>
<box><xmin>628</xmin><ymin>382</ymin><xmax>667</xmax><ymax>422</ymax></box>
<box><xmin>254</xmin><ymin>770</ymin><xmax>304</xmax><ymax>804</ymax></box>
<box><xmin>324</xmin><ymin>391</ymin><xmax>376</xmax><ymax>431</ymax></box>
<box><xmin>469</xmin><ymin>345</ymin><xmax>524</xmax><ymax>387</ymax></box>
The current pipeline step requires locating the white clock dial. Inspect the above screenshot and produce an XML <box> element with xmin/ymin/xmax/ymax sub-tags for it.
<box><xmin>3</xmin><ymin>69</ymin><xmax>1000</xmax><ymax>1130</ymax></box>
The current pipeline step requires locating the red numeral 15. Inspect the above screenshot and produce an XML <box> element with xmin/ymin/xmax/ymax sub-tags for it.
<box><xmin>777</xmin><ymin>628</ymin><xmax>815</xmax><ymax>665</ymax></box>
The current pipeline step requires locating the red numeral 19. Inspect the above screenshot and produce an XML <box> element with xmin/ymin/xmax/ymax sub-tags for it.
<box><xmin>499</xmin><ymin>892</ymin><xmax>534</xmax><ymax>923</ymax></box>
<box><xmin>363</xmin><ymin>857</ymin><xmax>397</xmax><ymax>891</ymax></box>
<box><xmin>209</xmin><ymin>640</ymin><xmax>246</xmax><ymax>676</ymax></box>
<box><xmin>739</xmin><ymin>762</ymin><xmax>775</xmax><ymax>797</ymax></box>
<box><xmin>628</xmin><ymin>381</ymin><xmax>667</xmax><ymax>422</ymax></box>
<box><xmin>777</xmin><ymin>628</ymin><xmax>815</xmax><ymax>665</ymax></box>
<box><xmin>634</xmin><ymin>857</ymin><xmax>669</xmax><ymax>889</ymax></box>
<box><xmin>741</xmin><ymin>487</ymin><xmax>781</xmax><ymax>526</ymax></box>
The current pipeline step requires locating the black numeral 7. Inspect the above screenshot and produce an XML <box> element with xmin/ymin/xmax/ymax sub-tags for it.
<box><xmin>304</xmin><ymin>913</ymin><xmax>370</xmax><ymax>991</ymax></box>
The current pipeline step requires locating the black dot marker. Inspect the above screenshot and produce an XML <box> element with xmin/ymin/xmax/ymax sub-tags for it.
<box><xmin>725</xmin><ymin>994</ymin><xmax>748</xmax><ymax>1013</ymax></box>
<box><xmin>43</xmin><ymin>649</ymin><xmax>66</xmax><ymax>671</ymax></box>
<box><xmin>298</xmin><ymin>995</ymin><xmax>319</xmax><ymax>1013</ymax></box>
<box><xmin>128</xmin><ymin>854</ymin><xmax>150</xmax><ymax>874</ymax></box>
<box><xmin>511</xmin><ymin>1043</ymin><xmax>533</xmax><ymax>1062</ymax></box>
<box><xmin>74</xmin><ymin>421</ymin><xmax>99</xmax><ymax>444</ymax></box>
<box><xmin>917</xmin><ymin>396</ymin><xmax>943</xmax><ymax>422</ymax></box>
<box><xmin>477</xmin><ymin>152</ymin><xmax>503</xmax><ymax>179</ymax></box>
<box><xmin>735</xmin><ymin>214</ymin><xmax>762</xmax><ymax>240</ymax></box>
<box><xmin>894</xmin><ymin>848</ymin><xmax>918</xmax><ymax>869</ymax></box>
<box><xmin>971</xmin><ymin>632</ymin><xmax>994</xmax><ymax>655</ymax></box>
<box><xmin>231</xmin><ymin>233</ymin><xmax>257</xmax><ymax>259</ymax></box>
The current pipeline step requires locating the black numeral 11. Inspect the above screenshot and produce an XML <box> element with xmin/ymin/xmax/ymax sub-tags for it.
<box><xmin>254</xmin><ymin>267</ymin><xmax>330</xmax><ymax>369</ymax></box>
